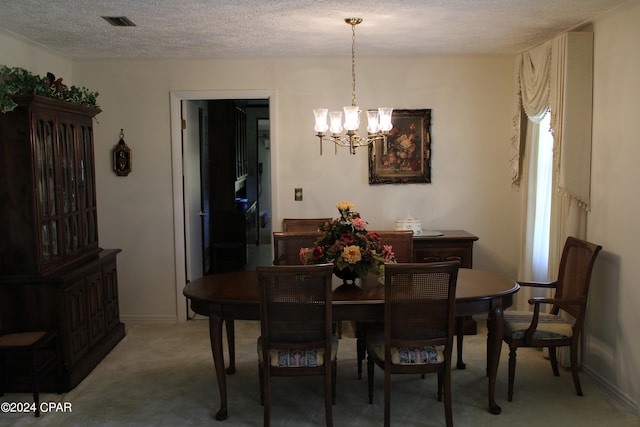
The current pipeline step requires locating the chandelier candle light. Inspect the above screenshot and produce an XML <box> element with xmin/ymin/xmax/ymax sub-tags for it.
<box><xmin>313</xmin><ymin>18</ymin><xmax>393</xmax><ymax>155</ymax></box>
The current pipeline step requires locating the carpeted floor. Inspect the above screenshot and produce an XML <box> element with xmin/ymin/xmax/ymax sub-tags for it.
<box><xmin>2</xmin><ymin>318</ymin><xmax>638</xmax><ymax>426</ymax></box>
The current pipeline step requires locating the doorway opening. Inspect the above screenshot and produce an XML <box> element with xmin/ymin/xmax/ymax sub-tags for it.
<box><xmin>170</xmin><ymin>90</ymin><xmax>277</xmax><ymax>322</ymax></box>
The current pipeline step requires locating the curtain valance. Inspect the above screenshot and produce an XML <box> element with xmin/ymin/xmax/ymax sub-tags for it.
<box><xmin>510</xmin><ymin>32</ymin><xmax>593</xmax><ymax>211</ymax></box>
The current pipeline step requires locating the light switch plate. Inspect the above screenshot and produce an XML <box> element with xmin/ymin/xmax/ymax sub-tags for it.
<box><xmin>294</xmin><ymin>188</ymin><xmax>303</xmax><ymax>201</ymax></box>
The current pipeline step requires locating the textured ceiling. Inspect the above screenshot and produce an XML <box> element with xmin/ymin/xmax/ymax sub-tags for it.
<box><xmin>0</xmin><ymin>0</ymin><xmax>632</xmax><ymax>60</ymax></box>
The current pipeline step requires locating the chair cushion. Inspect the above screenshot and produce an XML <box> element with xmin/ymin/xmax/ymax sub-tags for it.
<box><xmin>503</xmin><ymin>311</ymin><xmax>573</xmax><ymax>340</ymax></box>
<box><xmin>257</xmin><ymin>335</ymin><xmax>338</xmax><ymax>368</ymax></box>
<box><xmin>368</xmin><ymin>332</ymin><xmax>444</xmax><ymax>365</ymax></box>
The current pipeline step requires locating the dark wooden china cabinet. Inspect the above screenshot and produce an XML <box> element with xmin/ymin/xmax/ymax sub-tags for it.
<box><xmin>0</xmin><ymin>95</ymin><xmax>124</xmax><ymax>391</ymax></box>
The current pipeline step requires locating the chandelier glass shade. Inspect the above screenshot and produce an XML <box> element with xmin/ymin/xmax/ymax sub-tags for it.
<box><xmin>313</xmin><ymin>18</ymin><xmax>393</xmax><ymax>155</ymax></box>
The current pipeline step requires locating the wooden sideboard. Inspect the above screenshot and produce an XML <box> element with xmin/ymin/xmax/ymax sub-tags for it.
<box><xmin>413</xmin><ymin>230</ymin><xmax>479</xmax><ymax>334</ymax></box>
<box><xmin>412</xmin><ymin>230</ymin><xmax>478</xmax><ymax>267</ymax></box>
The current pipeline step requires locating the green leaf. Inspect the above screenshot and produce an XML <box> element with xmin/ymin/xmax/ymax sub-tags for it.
<box><xmin>0</xmin><ymin>65</ymin><xmax>99</xmax><ymax>113</ymax></box>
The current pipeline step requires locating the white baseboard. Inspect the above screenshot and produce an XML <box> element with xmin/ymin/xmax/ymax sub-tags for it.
<box><xmin>583</xmin><ymin>365</ymin><xmax>639</xmax><ymax>416</ymax></box>
<box><xmin>120</xmin><ymin>315</ymin><xmax>178</xmax><ymax>324</ymax></box>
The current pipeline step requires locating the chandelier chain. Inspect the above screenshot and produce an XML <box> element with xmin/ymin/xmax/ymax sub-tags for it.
<box><xmin>313</xmin><ymin>17</ymin><xmax>392</xmax><ymax>155</ymax></box>
<box><xmin>351</xmin><ymin>21</ymin><xmax>357</xmax><ymax>107</ymax></box>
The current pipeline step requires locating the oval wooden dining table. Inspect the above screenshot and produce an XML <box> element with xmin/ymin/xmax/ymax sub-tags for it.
<box><xmin>183</xmin><ymin>267</ymin><xmax>519</xmax><ymax>420</ymax></box>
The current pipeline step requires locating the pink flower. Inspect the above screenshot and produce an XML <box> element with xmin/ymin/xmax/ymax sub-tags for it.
<box><xmin>352</xmin><ymin>218</ymin><xmax>367</xmax><ymax>231</ymax></box>
<box><xmin>299</xmin><ymin>247</ymin><xmax>310</xmax><ymax>264</ymax></box>
<box><xmin>382</xmin><ymin>245</ymin><xmax>395</xmax><ymax>260</ymax></box>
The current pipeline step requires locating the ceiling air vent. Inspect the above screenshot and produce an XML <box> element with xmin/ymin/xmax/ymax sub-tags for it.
<box><xmin>102</xmin><ymin>16</ymin><xmax>136</xmax><ymax>27</ymax></box>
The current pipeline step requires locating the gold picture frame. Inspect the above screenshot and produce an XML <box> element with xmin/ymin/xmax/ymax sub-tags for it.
<box><xmin>368</xmin><ymin>109</ymin><xmax>431</xmax><ymax>184</ymax></box>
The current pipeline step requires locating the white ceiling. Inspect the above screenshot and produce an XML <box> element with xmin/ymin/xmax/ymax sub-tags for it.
<box><xmin>0</xmin><ymin>0</ymin><xmax>632</xmax><ymax>60</ymax></box>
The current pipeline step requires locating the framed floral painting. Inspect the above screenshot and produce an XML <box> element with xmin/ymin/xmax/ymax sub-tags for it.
<box><xmin>368</xmin><ymin>109</ymin><xmax>431</xmax><ymax>184</ymax></box>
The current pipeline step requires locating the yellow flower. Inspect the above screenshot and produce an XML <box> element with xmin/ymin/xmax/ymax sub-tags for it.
<box><xmin>342</xmin><ymin>245</ymin><xmax>362</xmax><ymax>264</ymax></box>
<box><xmin>336</xmin><ymin>201</ymin><xmax>355</xmax><ymax>212</ymax></box>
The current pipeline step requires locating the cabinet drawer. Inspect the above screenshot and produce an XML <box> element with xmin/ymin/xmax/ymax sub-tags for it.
<box><xmin>414</xmin><ymin>247</ymin><xmax>471</xmax><ymax>267</ymax></box>
<box><xmin>412</xmin><ymin>230</ymin><xmax>478</xmax><ymax>269</ymax></box>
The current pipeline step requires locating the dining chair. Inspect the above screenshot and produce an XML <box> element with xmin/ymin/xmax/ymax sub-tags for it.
<box><xmin>0</xmin><ymin>321</ymin><xmax>61</xmax><ymax>417</ymax></box>
<box><xmin>282</xmin><ymin>218</ymin><xmax>331</xmax><ymax>232</ymax></box>
<box><xmin>256</xmin><ymin>264</ymin><xmax>337</xmax><ymax>427</ymax></box>
<box><xmin>272</xmin><ymin>231</ymin><xmax>319</xmax><ymax>265</ymax></box>
<box><xmin>355</xmin><ymin>230</ymin><xmax>414</xmax><ymax>378</ymax></box>
<box><xmin>367</xmin><ymin>261</ymin><xmax>459</xmax><ymax>427</ymax></box>
<box><xmin>501</xmin><ymin>236</ymin><xmax>602</xmax><ymax>402</ymax></box>
<box><xmin>371</xmin><ymin>230</ymin><xmax>414</xmax><ymax>263</ymax></box>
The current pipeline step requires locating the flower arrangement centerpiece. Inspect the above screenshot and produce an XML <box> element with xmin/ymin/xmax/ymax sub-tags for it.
<box><xmin>300</xmin><ymin>201</ymin><xmax>395</xmax><ymax>284</ymax></box>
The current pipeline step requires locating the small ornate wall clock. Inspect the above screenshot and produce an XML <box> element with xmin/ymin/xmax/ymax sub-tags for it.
<box><xmin>112</xmin><ymin>129</ymin><xmax>132</xmax><ymax>176</ymax></box>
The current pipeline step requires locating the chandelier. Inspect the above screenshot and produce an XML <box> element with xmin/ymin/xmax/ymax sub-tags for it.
<box><xmin>313</xmin><ymin>18</ymin><xmax>393</xmax><ymax>155</ymax></box>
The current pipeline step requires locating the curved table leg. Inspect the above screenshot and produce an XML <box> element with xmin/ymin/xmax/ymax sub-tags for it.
<box><xmin>208</xmin><ymin>310</ymin><xmax>228</xmax><ymax>421</ymax></box>
<box><xmin>225</xmin><ymin>319</ymin><xmax>236</xmax><ymax>374</ymax></box>
<box><xmin>487</xmin><ymin>305</ymin><xmax>503</xmax><ymax>415</ymax></box>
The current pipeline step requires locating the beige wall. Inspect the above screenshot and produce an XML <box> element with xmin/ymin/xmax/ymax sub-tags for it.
<box><xmin>586</xmin><ymin>0</ymin><xmax>640</xmax><ymax>414</ymax></box>
<box><xmin>69</xmin><ymin>55</ymin><xmax>520</xmax><ymax>324</ymax></box>
<box><xmin>2</xmin><ymin>2</ymin><xmax>638</xmax><ymax>413</ymax></box>
<box><xmin>0</xmin><ymin>29</ymin><xmax>72</xmax><ymax>78</ymax></box>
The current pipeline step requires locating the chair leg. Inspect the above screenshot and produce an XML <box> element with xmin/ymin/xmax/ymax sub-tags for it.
<box><xmin>437</xmin><ymin>372</ymin><xmax>443</xmax><ymax>402</ymax></box>
<box><xmin>258</xmin><ymin>364</ymin><xmax>264</xmax><ymax>405</ymax></box>
<box><xmin>384</xmin><ymin>370</ymin><xmax>391</xmax><ymax>427</ymax></box>
<box><xmin>32</xmin><ymin>351</ymin><xmax>40</xmax><ymax>417</ymax></box>
<box><xmin>55</xmin><ymin>337</ymin><xmax>63</xmax><ymax>395</ymax></box>
<box><xmin>367</xmin><ymin>357</ymin><xmax>375</xmax><ymax>404</ymax></box>
<box><xmin>262</xmin><ymin>369</ymin><xmax>271</xmax><ymax>427</ymax></box>
<box><xmin>355</xmin><ymin>323</ymin><xmax>368</xmax><ymax>380</ymax></box>
<box><xmin>570</xmin><ymin>343</ymin><xmax>584</xmax><ymax>396</ymax></box>
<box><xmin>0</xmin><ymin>352</ymin><xmax>6</xmax><ymax>397</ymax></box>
<box><xmin>324</xmin><ymin>364</ymin><xmax>333</xmax><ymax>427</ymax></box>
<box><xmin>456</xmin><ymin>318</ymin><xmax>466</xmax><ymax>369</ymax></box>
<box><xmin>331</xmin><ymin>360</ymin><xmax>337</xmax><ymax>405</ymax></box>
<box><xmin>508</xmin><ymin>346</ymin><xmax>517</xmax><ymax>402</ymax></box>
<box><xmin>443</xmin><ymin>368</ymin><xmax>453</xmax><ymax>427</ymax></box>
<box><xmin>548</xmin><ymin>347</ymin><xmax>560</xmax><ymax>376</ymax></box>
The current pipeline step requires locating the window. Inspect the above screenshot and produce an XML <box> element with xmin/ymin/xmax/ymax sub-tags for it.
<box><xmin>530</xmin><ymin>111</ymin><xmax>553</xmax><ymax>280</ymax></box>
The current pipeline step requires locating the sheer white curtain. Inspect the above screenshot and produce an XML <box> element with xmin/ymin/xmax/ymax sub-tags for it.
<box><xmin>532</xmin><ymin>112</ymin><xmax>553</xmax><ymax>279</ymax></box>
<box><xmin>511</xmin><ymin>32</ymin><xmax>593</xmax><ymax>309</ymax></box>
<box><xmin>517</xmin><ymin>114</ymin><xmax>553</xmax><ymax>310</ymax></box>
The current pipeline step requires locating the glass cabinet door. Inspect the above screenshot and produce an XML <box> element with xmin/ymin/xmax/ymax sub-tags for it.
<box><xmin>33</xmin><ymin>111</ymin><xmax>99</xmax><ymax>270</ymax></box>
<box><xmin>34</xmin><ymin>116</ymin><xmax>62</xmax><ymax>266</ymax></box>
<box><xmin>58</xmin><ymin>116</ymin><xmax>99</xmax><ymax>259</ymax></box>
<box><xmin>79</xmin><ymin>124</ymin><xmax>98</xmax><ymax>250</ymax></box>
<box><xmin>59</xmin><ymin>121</ymin><xmax>82</xmax><ymax>257</ymax></box>
<box><xmin>235</xmin><ymin>105</ymin><xmax>247</xmax><ymax>180</ymax></box>
<box><xmin>1</xmin><ymin>97</ymin><xmax>101</xmax><ymax>275</ymax></box>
